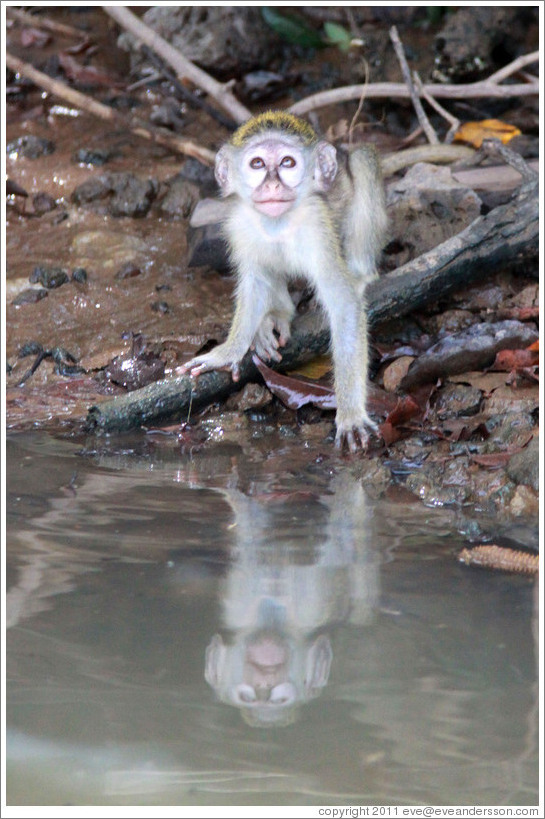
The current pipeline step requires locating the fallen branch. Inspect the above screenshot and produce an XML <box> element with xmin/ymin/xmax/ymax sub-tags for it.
<box><xmin>6</xmin><ymin>52</ymin><xmax>215</xmax><ymax>165</ymax></box>
<box><xmin>103</xmin><ymin>5</ymin><xmax>251</xmax><ymax>125</ymax></box>
<box><xmin>289</xmin><ymin>51</ymin><xmax>539</xmax><ymax>116</ymax></box>
<box><xmin>7</xmin><ymin>6</ymin><xmax>88</xmax><ymax>39</ymax></box>
<box><xmin>85</xmin><ymin>178</ymin><xmax>537</xmax><ymax>434</ymax></box>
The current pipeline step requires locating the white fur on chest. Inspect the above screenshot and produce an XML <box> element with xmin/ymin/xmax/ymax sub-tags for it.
<box><xmin>226</xmin><ymin>198</ymin><xmax>328</xmax><ymax>281</ymax></box>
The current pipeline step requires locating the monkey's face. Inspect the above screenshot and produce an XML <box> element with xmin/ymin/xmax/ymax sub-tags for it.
<box><xmin>240</xmin><ymin>137</ymin><xmax>305</xmax><ymax>218</ymax></box>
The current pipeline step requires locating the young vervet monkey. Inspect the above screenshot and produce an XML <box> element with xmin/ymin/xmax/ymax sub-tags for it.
<box><xmin>180</xmin><ymin>111</ymin><xmax>387</xmax><ymax>451</ymax></box>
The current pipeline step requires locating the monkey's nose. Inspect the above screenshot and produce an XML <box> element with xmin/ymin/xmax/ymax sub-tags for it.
<box><xmin>254</xmin><ymin>685</ymin><xmax>272</xmax><ymax>702</ymax></box>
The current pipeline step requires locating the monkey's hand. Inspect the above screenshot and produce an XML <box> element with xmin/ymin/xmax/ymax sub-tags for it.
<box><xmin>176</xmin><ymin>343</ymin><xmax>247</xmax><ymax>382</ymax></box>
<box><xmin>252</xmin><ymin>315</ymin><xmax>291</xmax><ymax>362</ymax></box>
<box><xmin>335</xmin><ymin>411</ymin><xmax>379</xmax><ymax>454</ymax></box>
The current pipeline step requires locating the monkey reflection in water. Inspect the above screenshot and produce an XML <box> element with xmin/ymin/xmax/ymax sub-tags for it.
<box><xmin>205</xmin><ymin>474</ymin><xmax>379</xmax><ymax>727</ymax></box>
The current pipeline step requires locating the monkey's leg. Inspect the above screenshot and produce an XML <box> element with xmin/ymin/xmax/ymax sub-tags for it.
<box><xmin>252</xmin><ymin>286</ymin><xmax>295</xmax><ymax>361</ymax></box>
<box><xmin>178</xmin><ymin>274</ymin><xmax>272</xmax><ymax>381</ymax></box>
<box><xmin>320</xmin><ymin>281</ymin><xmax>377</xmax><ymax>452</ymax></box>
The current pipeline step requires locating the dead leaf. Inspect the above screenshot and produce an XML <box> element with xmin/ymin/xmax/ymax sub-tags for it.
<box><xmin>58</xmin><ymin>53</ymin><xmax>125</xmax><ymax>88</ymax></box>
<box><xmin>288</xmin><ymin>354</ymin><xmax>333</xmax><ymax>380</ymax></box>
<box><xmin>492</xmin><ymin>347</ymin><xmax>539</xmax><ymax>371</ymax></box>
<box><xmin>382</xmin><ymin>355</ymin><xmax>415</xmax><ymax>392</ymax></box>
<box><xmin>453</xmin><ymin>119</ymin><xmax>522</xmax><ymax>148</ymax></box>
<box><xmin>253</xmin><ymin>355</ymin><xmax>337</xmax><ymax>410</ymax></box>
<box><xmin>469</xmin><ymin>435</ymin><xmax>532</xmax><ymax>468</ymax></box>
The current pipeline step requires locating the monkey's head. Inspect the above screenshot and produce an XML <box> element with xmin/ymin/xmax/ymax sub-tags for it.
<box><xmin>215</xmin><ymin>111</ymin><xmax>338</xmax><ymax>217</ymax></box>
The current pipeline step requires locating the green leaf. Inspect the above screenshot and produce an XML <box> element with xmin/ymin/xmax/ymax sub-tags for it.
<box><xmin>261</xmin><ymin>7</ymin><xmax>325</xmax><ymax>48</ymax></box>
<box><xmin>323</xmin><ymin>21</ymin><xmax>353</xmax><ymax>52</ymax></box>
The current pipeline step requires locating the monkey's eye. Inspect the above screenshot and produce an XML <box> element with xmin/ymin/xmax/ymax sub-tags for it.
<box><xmin>280</xmin><ymin>156</ymin><xmax>296</xmax><ymax>168</ymax></box>
<box><xmin>249</xmin><ymin>157</ymin><xmax>265</xmax><ymax>169</ymax></box>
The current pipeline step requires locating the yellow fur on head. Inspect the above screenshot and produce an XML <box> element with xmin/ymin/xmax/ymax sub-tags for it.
<box><xmin>230</xmin><ymin>111</ymin><xmax>318</xmax><ymax>148</ymax></box>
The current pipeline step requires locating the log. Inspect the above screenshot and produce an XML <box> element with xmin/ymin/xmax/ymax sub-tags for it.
<box><xmin>85</xmin><ymin>179</ymin><xmax>537</xmax><ymax>433</ymax></box>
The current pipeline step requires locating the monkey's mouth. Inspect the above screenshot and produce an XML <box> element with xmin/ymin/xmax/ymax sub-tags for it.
<box><xmin>254</xmin><ymin>198</ymin><xmax>293</xmax><ymax>217</ymax></box>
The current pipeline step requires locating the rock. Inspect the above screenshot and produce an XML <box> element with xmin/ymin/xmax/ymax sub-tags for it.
<box><xmin>159</xmin><ymin>177</ymin><xmax>200</xmax><ymax>218</ymax></box>
<box><xmin>71</xmin><ymin>172</ymin><xmax>158</xmax><ymax>217</ymax></box>
<box><xmin>32</xmin><ymin>192</ymin><xmax>57</xmax><ymax>214</ymax></box>
<box><xmin>400</xmin><ymin>320</ymin><xmax>539</xmax><ymax>389</ymax></box>
<box><xmin>434</xmin><ymin>6</ymin><xmax>536</xmax><ymax>82</ymax></box>
<box><xmin>11</xmin><ymin>288</ymin><xmax>48</xmax><ymax>306</ymax></box>
<box><xmin>73</xmin><ymin>148</ymin><xmax>113</xmax><ymax>166</ymax></box>
<box><xmin>386</xmin><ymin>162</ymin><xmax>482</xmax><ymax>260</ymax></box>
<box><xmin>508</xmin><ymin>485</ymin><xmax>539</xmax><ymax>518</ymax></box>
<box><xmin>6</xmin><ymin>134</ymin><xmax>55</xmax><ymax>159</ymax></box>
<box><xmin>118</xmin><ymin>6</ymin><xmax>279</xmax><ymax>76</ymax></box>
<box><xmin>29</xmin><ymin>265</ymin><xmax>69</xmax><ymax>289</ymax></box>
<box><xmin>434</xmin><ymin>383</ymin><xmax>483</xmax><ymax>418</ymax></box>
<box><xmin>506</xmin><ymin>437</ymin><xmax>539</xmax><ymax>491</ymax></box>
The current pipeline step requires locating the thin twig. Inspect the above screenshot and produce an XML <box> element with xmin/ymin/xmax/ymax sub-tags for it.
<box><xmin>480</xmin><ymin>138</ymin><xmax>538</xmax><ymax>182</ymax></box>
<box><xmin>6</xmin><ymin>51</ymin><xmax>216</xmax><ymax>165</ymax></box>
<box><xmin>413</xmin><ymin>71</ymin><xmax>460</xmax><ymax>143</ymax></box>
<box><xmin>140</xmin><ymin>45</ymin><xmax>237</xmax><ymax>132</ymax></box>
<box><xmin>390</xmin><ymin>25</ymin><xmax>438</xmax><ymax>145</ymax></box>
<box><xmin>104</xmin><ymin>6</ymin><xmax>251</xmax><ymax>125</ymax></box>
<box><xmin>7</xmin><ymin>6</ymin><xmax>88</xmax><ymax>38</ymax></box>
<box><xmin>348</xmin><ymin>60</ymin><xmax>369</xmax><ymax>145</ymax></box>
<box><xmin>486</xmin><ymin>50</ymin><xmax>539</xmax><ymax>83</ymax></box>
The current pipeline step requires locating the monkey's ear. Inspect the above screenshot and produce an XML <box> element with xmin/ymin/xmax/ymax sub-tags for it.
<box><xmin>314</xmin><ymin>141</ymin><xmax>338</xmax><ymax>191</ymax></box>
<box><xmin>215</xmin><ymin>146</ymin><xmax>232</xmax><ymax>193</ymax></box>
<box><xmin>205</xmin><ymin>634</ymin><xmax>227</xmax><ymax>689</ymax></box>
<box><xmin>304</xmin><ymin>634</ymin><xmax>333</xmax><ymax>693</ymax></box>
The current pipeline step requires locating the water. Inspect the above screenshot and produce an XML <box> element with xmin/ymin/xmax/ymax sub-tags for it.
<box><xmin>5</xmin><ymin>432</ymin><xmax>539</xmax><ymax>807</ymax></box>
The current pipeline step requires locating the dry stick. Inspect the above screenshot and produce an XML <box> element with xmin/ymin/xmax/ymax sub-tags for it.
<box><xmin>389</xmin><ymin>25</ymin><xmax>438</xmax><ymax>145</ymax></box>
<box><xmin>6</xmin><ymin>52</ymin><xmax>216</xmax><ymax>165</ymax></box>
<box><xmin>413</xmin><ymin>72</ymin><xmax>460</xmax><ymax>143</ymax></box>
<box><xmin>139</xmin><ymin>45</ymin><xmax>237</xmax><ymax>132</ymax></box>
<box><xmin>288</xmin><ymin>50</ymin><xmax>539</xmax><ymax>117</ymax></box>
<box><xmin>84</xmin><ymin>178</ymin><xmax>537</xmax><ymax>434</ymax></box>
<box><xmin>103</xmin><ymin>6</ymin><xmax>251</xmax><ymax>125</ymax></box>
<box><xmin>7</xmin><ymin>6</ymin><xmax>87</xmax><ymax>38</ymax></box>
<box><xmin>486</xmin><ymin>50</ymin><xmax>539</xmax><ymax>83</ymax></box>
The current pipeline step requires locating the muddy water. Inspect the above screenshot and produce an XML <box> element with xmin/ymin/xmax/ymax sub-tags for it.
<box><xmin>6</xmin><ymin>431</ymin><xmax>538</xmax><ymax>807</ymax></box>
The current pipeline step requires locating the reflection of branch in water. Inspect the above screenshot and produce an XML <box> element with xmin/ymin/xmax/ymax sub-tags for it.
<box><xmin>205</xmin><ymin>472</ymin><xmax>380</xmax><ymax>727</ymax></box>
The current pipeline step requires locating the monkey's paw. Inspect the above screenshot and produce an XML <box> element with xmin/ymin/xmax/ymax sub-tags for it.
<box><xmin>252</xmin><ymin>316</ymin><xmax>291</xmax><ymax>362</ymax></box>
<box><xmin>176</xmin><ymin>346</ymin><xmax>245</xmax><ymax>382</ymax></box>
<box><xmin>335</xmin><ymin>413</ymin><xmax>379</xmax><ymax>454</ymax></box>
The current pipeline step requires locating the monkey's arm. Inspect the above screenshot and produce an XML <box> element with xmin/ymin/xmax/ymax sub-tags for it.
<box><xmin>316</xmin><ymin>274</ymin><xmax>377</xmax><ymax>452</ymax></box>
<box><xmin>177</xmin><ymin>271</ymin><xmax>272</xmax><ymax>381</ymax></box>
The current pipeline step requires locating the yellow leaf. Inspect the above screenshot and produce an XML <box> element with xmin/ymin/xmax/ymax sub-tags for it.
<box><xmin>288</xmin><ymin>354</ymin><xmax>332</xmax><ymax>379</ymax></box>
<box><xmin>453</xmin><ymin>119</ymin><xmax>521</xmax><ymax>148</ymax></box>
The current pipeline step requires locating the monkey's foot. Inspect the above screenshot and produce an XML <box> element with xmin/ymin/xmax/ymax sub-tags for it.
<box><xmin>252</xmin><ymin>316</ymin><xmax>291</xmax><ymax>362</ymax></box>
<box><xmin>335</xmin><ymin>413</ymin><xmax>379</xmax><ymax>454</ymax></box>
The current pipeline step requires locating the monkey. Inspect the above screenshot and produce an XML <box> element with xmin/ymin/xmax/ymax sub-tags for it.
<box><xmin>179</xmin><ymin>111</ymin><xmax>387</xmax><ymax>452</ymax></box>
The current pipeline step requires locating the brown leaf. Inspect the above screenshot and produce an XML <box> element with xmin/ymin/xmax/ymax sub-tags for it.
<box><xmin>58</xmin><ymin>53</ymin><xmax>125</xmax><ymax>88</ymax></box>
<box><xmin>491</xmin><ymin>348</ymin><xmax>539</xmax><ymax>372</ymax></box>
<box><xmin>469</xmin><ymin>436</ymin><xmax>533</xmax><ymax>468</ymax></box>
<box><xmin>253</xmin><ymin>355</ymin><xmax>336</xmax><ymax>410</ymax></box>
